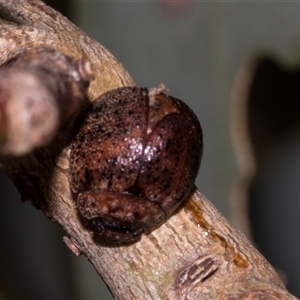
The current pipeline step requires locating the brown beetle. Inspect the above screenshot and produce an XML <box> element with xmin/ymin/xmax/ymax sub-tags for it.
<box><xmin>69</xmin><ymin>85</ymin><xmax>203</xmax><ymax>243</ymax></box>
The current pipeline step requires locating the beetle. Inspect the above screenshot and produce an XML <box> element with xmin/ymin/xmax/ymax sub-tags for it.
<box><xmin>69</xmin><ymin>85</ymin><xmax>203</xmax><ymax>243</ymax></box>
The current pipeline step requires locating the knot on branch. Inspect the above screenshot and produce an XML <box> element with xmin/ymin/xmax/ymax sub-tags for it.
<box><xmin>0</xmin><ymin>47</ymin><xmax>94</xmax><ymax>156</ymax></box>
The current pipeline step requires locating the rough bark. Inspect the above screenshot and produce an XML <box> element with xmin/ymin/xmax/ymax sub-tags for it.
<box><xmin>0</xmin><ymin>1</ymin><xmax>297</xmax><ymax>299</ymax></box>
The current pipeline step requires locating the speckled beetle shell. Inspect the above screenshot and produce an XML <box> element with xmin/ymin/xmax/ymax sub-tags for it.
<box><xmin>69</xmin><ymin>85</ymin><xmax>203</xmax><ymax>243</ymax></box>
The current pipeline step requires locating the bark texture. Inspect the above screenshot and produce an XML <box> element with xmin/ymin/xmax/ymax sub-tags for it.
<box><xmin>0</xmin><ymin>47</ymin><xmax>94</xmax><ymax>155</ymax></box>
<box><xmin>0</xmin><ymin>1</ymin><xmax>298</xmax><ymax>299</ymax></box>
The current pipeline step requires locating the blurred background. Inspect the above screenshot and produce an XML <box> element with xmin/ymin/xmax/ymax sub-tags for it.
<box><xmin>1</xmin><ymin>1</ymin><xmax>300</xmax><ymax>299</ymax></box>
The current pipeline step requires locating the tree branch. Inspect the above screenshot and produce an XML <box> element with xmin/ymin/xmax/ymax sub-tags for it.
<box><xmin>0</xmin><ymin>47</ymin><xmax>94</xmax><ymax>155</ymax></box>
<box><xmin>0</xmin><ymin>1</ymin><xmax>297</xmax><ymax>299</ymax></box>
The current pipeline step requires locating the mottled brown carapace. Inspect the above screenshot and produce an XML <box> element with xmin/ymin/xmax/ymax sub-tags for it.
<box><xmin>69</xmin><ymin>86</ymin><xmax>203</xmax><ymax>243</ymax></box>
